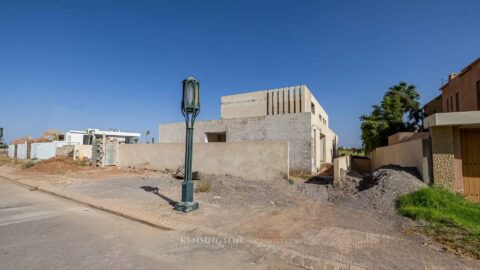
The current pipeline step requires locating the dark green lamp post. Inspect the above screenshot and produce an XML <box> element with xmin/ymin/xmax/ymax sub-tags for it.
<box><xmin>175</xmin><ymin>76</ymin><xmax>200</xmax><ymax>213</ymax></box>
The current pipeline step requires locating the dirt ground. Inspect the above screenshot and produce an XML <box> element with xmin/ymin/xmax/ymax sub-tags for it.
<box><xmin>1</xmin><ymin>158</ymin><xmax>479</xmax><ymax>269</ymax></box>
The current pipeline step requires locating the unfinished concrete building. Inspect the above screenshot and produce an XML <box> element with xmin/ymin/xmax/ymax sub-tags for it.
<box><xmin>159</xmin><ymin>85</ymin><xmax>338</xmax><ymax>173</ymax></box>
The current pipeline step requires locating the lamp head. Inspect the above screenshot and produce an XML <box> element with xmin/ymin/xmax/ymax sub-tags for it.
<box><xmin>182</xmin><ymin>76</ymin><xmax>200</xmax><ymax>114</ymax></box>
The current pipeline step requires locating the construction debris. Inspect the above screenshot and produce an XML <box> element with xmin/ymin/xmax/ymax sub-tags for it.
<box><xmin>328</xmin><ymin>165</ymin><xmax>426</xmax><ymax>216</ymax></box>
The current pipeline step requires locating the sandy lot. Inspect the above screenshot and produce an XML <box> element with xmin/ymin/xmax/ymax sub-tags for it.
<box><xmin>0</xmin><ymin>158</ymin><xmax>478</xmax><ymax>269</ymax></box>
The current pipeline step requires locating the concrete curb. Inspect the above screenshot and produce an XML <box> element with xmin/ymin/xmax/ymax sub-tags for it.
<box><xmin>0</xmin><ymin>173</ymin><xmax>366</xmax><ymax>270</ymax></box>
<box><xmin>0</xmin><ymin>174</ymin><xmax>192</xmax><ymax>231</ymax></box>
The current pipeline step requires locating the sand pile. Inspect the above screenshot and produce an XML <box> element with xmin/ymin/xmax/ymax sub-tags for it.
<box><xmin>28</xmin><ymin>156</ymin><xmax>84</xmax><ymax>173</ymax></box>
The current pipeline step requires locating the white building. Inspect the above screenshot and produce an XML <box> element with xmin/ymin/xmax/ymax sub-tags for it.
<box><xmin>65</xmin><ymin>129</ymin><xmax>141</xmax><ymax>145</ymax></box>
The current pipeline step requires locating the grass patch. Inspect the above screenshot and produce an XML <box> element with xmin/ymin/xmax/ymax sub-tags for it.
<box><xmin>0</xmin><ymin>156</ymin><xmax>13</xmax><ymax>166</ymax></box>
<box><xmin>398</xmin><ymin>186</ymin><xmax>480</xmax><ymax>258</ymax></box>
<box><xmin>195</xmin><ymin>180</ymin><xmax>210</xmax><ymax>193</ymax></box>
<box><xmin>75</xmin><ymin>159</ymin><xmax>89</xmax><ymax>167</ymax></box>
<box><xmin>21</xmin><ymin>160</ymin><xmax>35</xmax><ymax>169</ymax></box>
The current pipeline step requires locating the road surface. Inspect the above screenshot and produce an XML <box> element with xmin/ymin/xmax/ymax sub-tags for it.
<box><xmin>0</xmin><ymin>178</ymin><xmax>297</xmax><ymax>270</ymax></box>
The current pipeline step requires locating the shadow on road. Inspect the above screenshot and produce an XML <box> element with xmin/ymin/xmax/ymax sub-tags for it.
<box><xmin>140</xmin><ymin>186</ymin><xmax>177</xmax><ymax>206</ymax></box>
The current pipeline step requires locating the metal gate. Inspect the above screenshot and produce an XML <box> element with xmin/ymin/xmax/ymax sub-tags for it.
<box><xmin>461</xmin><ymin>129</ymin><xmax>480</xmax><ymax>202</ymax></box>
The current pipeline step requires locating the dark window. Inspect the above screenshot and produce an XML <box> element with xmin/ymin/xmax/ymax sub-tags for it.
<box><xmin>450</xmin><ymin>96</ymin><xmax>453</xmax><ymax>112</ymax></box>
<box><xmin>455</xmin><ymin>92</ymin><xmax>460</xmax><ymax>112</ymax></box>
<box><xmin>446</xmin><ymin>98</ymin><xmax>449</xmax><ymax>112</ymax></box>
<box><xmin>311</xmin><ymin>102</ymin><xmax>315</xmax><ymax>114</ymax></box>
<box><xmin>205</xmin><ymin>132</ymin><xmax>226</xmax><ymax>142</ymax></box>
<box><xmin>477</xmin><ymin>81</ymin><xmax>480</xmax><ymax>110</ymax></box>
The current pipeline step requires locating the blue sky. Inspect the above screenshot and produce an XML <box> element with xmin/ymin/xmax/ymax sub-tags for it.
<box><xmin>0</xmin><ymin>0</ymin><xmax>478</xmax><ymax>146</ymax></box>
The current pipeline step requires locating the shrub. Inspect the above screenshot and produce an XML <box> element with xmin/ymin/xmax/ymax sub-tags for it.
<box><xmin>195</xmin><ymin>180</ymin><xmax>210</xmax><ymax>193</ymax></box>
<box><xmin>21</xmin><ymin>160</ymin><xmax>35</xmax><ymax>169</ymax></box>
<box><xmin>75</xmin><ymin>159</ymin><xmax>88</xmax><ymax>167</ymax></box>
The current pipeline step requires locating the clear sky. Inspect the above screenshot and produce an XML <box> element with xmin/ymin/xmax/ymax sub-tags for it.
<box><xmin>1</xmin><ymin>0</ymin><xmax>478</xmax><ymax>146</ymax></box>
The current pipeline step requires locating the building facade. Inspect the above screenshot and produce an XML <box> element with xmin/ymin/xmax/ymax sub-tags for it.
<box><xmin>66</xmin><ymin>129</ymin><xmax>140</xmax><ymax>145</ymax></box>
<box><xmin>424</xmin><ymin>57</ymin><xmax>480</xmax><ymax>202</ymax></box>
<box><xmin>159</xmin><ymin>85</ymin><xmax>338</xmax><ymax>173</ymax></box>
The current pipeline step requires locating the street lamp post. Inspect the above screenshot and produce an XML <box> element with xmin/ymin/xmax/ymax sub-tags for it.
<box><xmin>175</xmin><ymin>76</ymin><xmax>200</xmax><ymax>213</ymax></box>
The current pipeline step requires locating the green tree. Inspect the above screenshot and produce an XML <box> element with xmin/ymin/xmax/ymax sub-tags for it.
<box><xmin>360</xmin><ymin>82</ymin><xmax>423</xmax><ymax>153</ymax></box>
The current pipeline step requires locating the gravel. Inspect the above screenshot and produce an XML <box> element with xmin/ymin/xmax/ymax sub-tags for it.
<box><xmin>328</xmin><ymin>165</ymin><xmax>427</xmax><ymax>216</ymax></box>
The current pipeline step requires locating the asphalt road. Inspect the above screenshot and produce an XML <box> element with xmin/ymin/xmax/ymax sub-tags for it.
<box><xmin>0</xmin><ymin>178</ymin><xmax>295</xmax><ymax>270</ymax></box>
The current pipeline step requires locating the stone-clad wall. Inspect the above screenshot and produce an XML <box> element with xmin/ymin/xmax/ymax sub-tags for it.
<box><xmin>431</xmin><ymin>126</ymin><xmax>456</xmax><ymax>190</ymax></box>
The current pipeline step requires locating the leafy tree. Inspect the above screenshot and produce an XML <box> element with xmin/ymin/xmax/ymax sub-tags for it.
<box><xmin>360</xmin><ymin>82</ymin><xmax>423</xmax><ymax>153</ymax></box>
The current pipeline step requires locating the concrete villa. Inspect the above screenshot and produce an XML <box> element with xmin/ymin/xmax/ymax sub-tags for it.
<box><xmin>159</xmin><ymin>85</ymin><xmax>338</xmax><ymax>174</ymax></box>
<box><xmin>423</xmin><ymin>57</ymin><xmax>480</xmax><ymax>201</ymax></box>
<box><xmin>366</xmin><ymin>58</ymin><xmax>480</xmax><ymax>202</ymax></box>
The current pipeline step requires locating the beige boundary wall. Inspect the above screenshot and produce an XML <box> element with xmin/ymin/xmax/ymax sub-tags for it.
<box><xmin>73</xmin><ymin>145</ymin><xmax>93</xmax><ymax>161</ymax></box>
<box><xmin>371</xmin><ymin>139</ymin><xmax>432</xmax><ymax>183</ymax></box>
<box><xmin>334</xmin><ymin>155</ymin><xmax>351</xmax><ymax>183</ymax></box>
<box><xmin>118</xmin><ymin>141</ymin><xmax>289</xmax><ymax>181</ymax></box>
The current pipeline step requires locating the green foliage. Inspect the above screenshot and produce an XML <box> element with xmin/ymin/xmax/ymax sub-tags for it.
<box><xmin>398</xmin><ymin>186</ymin><xmax>480</xmax><ymax>257</ymax></box>
<box><xmin>0</xmin><ymin>156</ymin><xmax>13</xmax><ymax>166</ymax></box>
<box><xmin>75</xmin><ymin>159</ymin><xmax>88</xmax><ymax>167</ymax></box>
<box><xmin>398</xmin><ymin>186</ymin><xmax>480</xmax><ymax>234</ymax></box>
<box><xmin>338</xmin><ymin>147</ymin><xmax>365</xmax><ymax>157</ymax></box>
<box><xmin>360</xmin><ymin>82</ymin><xmax>423</xmax><ymax>153</ymax></box>
<box><xmin>21</xmin><ymin>160</ymin><xmax>35</xmax><ymax>169</ymax></box>
<box><xmin>288</xmin><ymin>178</ymin><xmax>295</xmax><ymax>185</ymax></box>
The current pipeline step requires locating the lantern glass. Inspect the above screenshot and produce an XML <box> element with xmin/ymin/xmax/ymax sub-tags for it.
<box><xmin>186</xmin><ymin>83</ymin><xmax>194</xmax><ymax>107</ymax></box>
<box><xmin>182</xmin><ymin>77</ymin><xmax>200</xmax><ymax>112</ymax></box>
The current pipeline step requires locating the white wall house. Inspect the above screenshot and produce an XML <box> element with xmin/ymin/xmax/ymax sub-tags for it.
<box><xmin>66</xmin><ymin>129</ymin><xmax>141</xmax><ymax>145</ymax></box>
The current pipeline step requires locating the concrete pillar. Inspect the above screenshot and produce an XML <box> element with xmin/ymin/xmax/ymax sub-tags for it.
<box><xmin>302</xmin><ymin>85</ymin><xmax>312</xmax><ymax>113</ymax></box>
<box><xmin>272</xmin><ymin>89</ymin><xmax>278</xmax><ymax>115</ymax></box>
<box><xmin>102</xmin><ymin>134</ymin><xmax>106</xmax><ymax>167</ymax></box>
<box><xmin>294</xmin><ymin>86</ymin><xmax>301</xmax><ymax>113</ymax></box>
<box><xmin>431</xmin><ymin>126</ymin><xmax>456</xmax><ymax>191</ymax></box>
<box><xmin>279</xmin><ymin>88</ymin><xmax>284</xmax><ymax>114</ymax></box>
<box><xmin>289</xmin><ymin>86</ymin><xmax>295</xmax><ymax>114</ymax></box>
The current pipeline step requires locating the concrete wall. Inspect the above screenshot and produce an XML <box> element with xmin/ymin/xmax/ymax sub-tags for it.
<box><xmin>220</xmin><ymin>85</ymin><xmax>329</xmax><ymax>123</ymax></box>
<box><xmin>334</xmin><ymin>155</ymin><xmax>351</xmax><ymax>183</ymax></box>
<box><xmin>160</xmin><ymin>113</ymin><xmax>312</xmax><ymax>172</ymax></box>
<box><xmin>73</xmin><ymin>145</ymin><xmax>93</xmax><ymax>161</ymax></box>
<box><xmin>32</xmin><ymin>142</ymin><xmax>73</xmax><ymax>160</ymax></box>
<box><xmin>311</xmin><ymin>113</ymin><xmax>337</xmax><ymax>167</ymax></box>
<box><xmin>9</xmin><ymin>141</ymin><xmax>77</xmax><ymax>160</ymax></box>
<box><xmin>8</xmin><ymin>145</ymin><xmax>14</xmax><ymax>158</ymax></box>
<box><xmin>118</xmin><ymin>141</ymin><xmax>289</xmax><ymax>181</ymax></box>
<box><xmin>441</xmin><ymin>58</ymin><xmax>480</xmax><ymax>112</ymax></box>
<box><xmin>16</xmin><ymin>144</ymin><xmax>28</xmax><ymax>159</ymax></box>
<box><xmin>221</xmin><ymin>90</ymin><xmax>268</xmax><ymax>119</ymax></box>
<box><xmin>371</xmin><ymin>139</ymin><xmax>432</xmax><ymax>183</ymax></box>
<box><xmin>56</xmin><ymin>145</ymin><xmax>75</xmax><ymax>157</ymax></box>
<box><xmin>351</xmin><ymin>157</ymin><xmax>371</xmax><ymax>173</ymax></box>
<box><xmin>424</xmin><ymin>95</ymin><xmax>443</xmax><ymax>117</ymax></box>
<box><xmin>388</xmin><ymin>132</ymin><xmax>429</xmax><ymax>145</ymax></box>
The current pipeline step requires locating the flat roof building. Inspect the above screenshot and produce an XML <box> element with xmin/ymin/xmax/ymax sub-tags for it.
<box><xmin>159</xmin><ymin>85</ymin><xmax>338</xmax><ymax>174</ymax></box>
<box><xmin>423</xmin><ymin>57</ymin><xmax>480</xmax><ymax>202</ymax></box>
<box><xmin>66</xmin><ymin>129</ymin><xmax>141</xmax><ymax>145</ymax></box>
